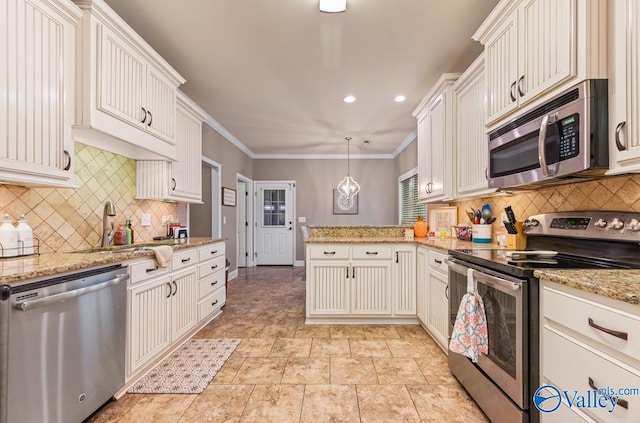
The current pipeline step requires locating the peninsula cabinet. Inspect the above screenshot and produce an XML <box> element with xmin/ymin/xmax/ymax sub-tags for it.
<box><xmin>136</xmin><ymin>93</ymin><xmax>205</xmax><ymax>203</ymax></box>
<box><xmin>412</xmin><ymin>73</ymin><xmax>460</xmax><ymax>203</ymax></box>
<box><xmin>607</xmin><ymin>0</ymin><xmax>640</xmax><ymax>175</ymax></box>
<box><xmin>454</xmin><ymin>53</ymin><xmax>495</xmax><ymax>198</ymax></box>
<box><xmin>306</xmin><ymin>244</ymin><xmax>418</xmax><ymax>323</ymax></box>
<box><xmin>474</xmin><ymin>0</ymin><xmax>607</xmax><ymax>127</ymax></box>
<box><xmin>0</xmin><ymin>0</ymin><xmax>81</xmax><ymax>187</ymax></box>
<box><xmin>540</xmin><ymin>280</ymin><xmax>640</xmax><ymax>422</ymax></box>
<box><xmin>72</xmin><ymin>0</ymin><xmax>185</xmax><ymax>161</ymax></box>
<box><xmin>425</xmin><ymin>248</ymin><xmax>450</xmax><ymax>353</ymax></box>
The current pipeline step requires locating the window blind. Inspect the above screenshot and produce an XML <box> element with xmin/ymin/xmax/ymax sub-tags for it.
<box><xmin>400</xmin><ymin>174</ymin><xmax>425</xmax><ymax>225</ymax></box>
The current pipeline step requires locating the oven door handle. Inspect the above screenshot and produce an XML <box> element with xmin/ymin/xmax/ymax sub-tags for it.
<box><xmin>538</xmin><ymin>114</ymin><xmax>555</xmax><ymax>177</ymax></box>
<box><xmin>448</xmin><ymin>259</ymin><xmax>521</xmax><ymax>291</ymax></box>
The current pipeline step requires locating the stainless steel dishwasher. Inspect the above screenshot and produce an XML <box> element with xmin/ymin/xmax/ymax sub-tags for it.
<box><xmin>0</xmin><ymin>264</ymin><xmax>129</xmax><ymax>423</ymax></box>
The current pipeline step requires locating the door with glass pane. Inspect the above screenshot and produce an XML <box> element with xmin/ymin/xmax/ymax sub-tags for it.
<box><xmin>255</xmin><ymin>182</ymin><xmax>295</xmax><ymax>265</ymax></box>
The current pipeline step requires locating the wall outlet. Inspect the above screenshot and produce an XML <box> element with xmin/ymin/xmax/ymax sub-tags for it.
<box><xmin>298</xmin><ymin>216</ymin><xmax>306</xmax><ymax>223</ymax></box>
<box><xmin>140</xmin><ymin>213</ymin><xmax>151</xmax><ymax>226</ymax></box>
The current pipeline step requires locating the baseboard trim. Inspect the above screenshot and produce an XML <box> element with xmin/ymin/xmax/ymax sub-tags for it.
<box><xmin>294</xmin><ymin>260</ymin><xmax>305</xmax><ymax>267</ymax></box>
<box><xmin>228</xmin><ymin>269</ymin><xmax>238</xmax><ymax>280</ymax></box>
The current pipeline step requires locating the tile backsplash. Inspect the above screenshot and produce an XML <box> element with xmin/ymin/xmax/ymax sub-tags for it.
<box><xmin>453</xmin><ymin>174</ymin><xmax>640</xmax><ymax>236</ymax></box>
<box><xmin>0</xmin><ymin>143</ymin><xmax>178</xmax><ymax>253</ymax></box>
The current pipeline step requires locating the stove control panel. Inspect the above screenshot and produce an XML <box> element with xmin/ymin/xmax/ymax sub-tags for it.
<box><xmin>524</xmin><ymin>211</ymin><xmax>640</xmax><ymax>242</ymax></box>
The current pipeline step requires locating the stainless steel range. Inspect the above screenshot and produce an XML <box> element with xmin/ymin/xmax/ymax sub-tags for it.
<box><xmin>447</xmin><ymin>211</ymin><xmax>640</xmax><ymax>423</ymax></box>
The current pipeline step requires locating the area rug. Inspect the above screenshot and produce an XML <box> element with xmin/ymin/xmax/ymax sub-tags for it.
<box><xmin>128</xmin><ymin>338</ymin><xmax>240</xmax><ymax>394</ymax></box>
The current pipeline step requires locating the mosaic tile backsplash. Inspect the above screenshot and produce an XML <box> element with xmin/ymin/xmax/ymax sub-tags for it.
<box><xmin>0</xmin><ymin>143</ymin><xmax>178</xmax><ymax>253</ymax></box>
<box><xmin>453</xmin><ymin>174</ymin><xmax>640</xmax><ymax>237</ymax></box>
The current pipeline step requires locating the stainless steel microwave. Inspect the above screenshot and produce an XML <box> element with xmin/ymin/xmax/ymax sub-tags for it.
<box><xmin>488</xmin><ymin>80</ymin><xmax>608</xmax><ymax>189</ymax></box>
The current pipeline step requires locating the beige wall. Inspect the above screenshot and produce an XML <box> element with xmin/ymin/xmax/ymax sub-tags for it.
<box><xmin>193</xmin><ymin>125</ymin><xmax>253</xmax><ymax>272</ymax></box>
<box><xmin>0</xmin><ymin>143</ymin><xmax>178</xmax><ymax>253</ymax></box>
<box><xmin>393</xmin><ymin>138</ymin><xmax>418</xmax><ymax>223</ymax></box>
<box><xmin>253</xmin><ymin>158</ymin><xmax>396</xmax><ymax>262</ymax></box>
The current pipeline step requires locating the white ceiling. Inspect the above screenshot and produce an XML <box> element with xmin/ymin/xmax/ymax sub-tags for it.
<box><xmin>103</xmin><ymin>0</ymin><xmax>498</xmax><ymax>157</ymax></box>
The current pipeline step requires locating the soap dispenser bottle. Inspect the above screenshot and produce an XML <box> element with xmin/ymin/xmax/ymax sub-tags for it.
<box><xmin>0</xmin><ymin>214</ymin><xmax>19</xmax><ymax>257</ymax></box>
<box><xmin>15</xmin><ymin>214</ymin><xmax>34</xmax><ymax>255</ymax></box>
<box><xmin>114</xmin><ymin>224</ymin><xmax>127</xmax><ymax>245</ymax></box>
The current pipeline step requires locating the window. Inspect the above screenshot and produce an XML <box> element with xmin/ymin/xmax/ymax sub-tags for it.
<box><xmin>399</xmin><ymin>169</ymin><xmax>425</xmax><ymax>225</ymax></box>
<box><xmin>262</xmin><ymin>189</ymin><xmax>286</xmax><ymax>226</ymax></box>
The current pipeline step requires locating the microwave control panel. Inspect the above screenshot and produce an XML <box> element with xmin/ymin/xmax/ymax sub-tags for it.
<box><xmin>558</xmin><ymin>114</ymin><xmax>579</xmax><ymax>160</ymax></box>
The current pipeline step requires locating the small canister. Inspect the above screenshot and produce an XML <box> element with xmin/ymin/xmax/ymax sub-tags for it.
<box><xmin>0</xmin><ymin>214</ymin><xmax>19</xmax><ymax>257</ymax></box>
<box><xmin>15</xmin><ymin>214</ymin><xmax>34</xmax><ymax>255</ymax></box>
<box><xmin>472</xmin><ymin>224</ymin><xmax>492</xmax><ymax>243</ymax></box>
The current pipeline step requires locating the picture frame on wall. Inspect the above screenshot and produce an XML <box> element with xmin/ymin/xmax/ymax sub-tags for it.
<box><xmin>222</xmin><ymin>187</ymin><xmax>236</xmax><ymax>207</ymax></box>
<box><xmin>333</xmin><ymin>189</ymin><xmax>358</xmax><ymax>215</ymax></box>
<box><xmin>428</xmin><ymin>206</ymin><xmax>457</xmax><ymax>235</ymax></box>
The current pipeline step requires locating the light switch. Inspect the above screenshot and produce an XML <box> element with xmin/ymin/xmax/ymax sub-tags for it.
<box><xmin>141</xmin><ymin>213</ymin><xmax>151</xmax><ymax>226</ymax></box>
<box><xmin>223</xmin><ymin>216</ymin><xmax>227</xmax><ymax>224</ymax></box>
<box><xmin>298</xmin><ymin>217</ymin><xmax>306</xmax><ymax>222</ymax></box>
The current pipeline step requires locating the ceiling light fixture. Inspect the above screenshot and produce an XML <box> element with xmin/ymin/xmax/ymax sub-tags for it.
<box><xmin>319</xmin><ymin>0</ymin><xmax>346</xmax><ymax>13</ymax></box>
<box><xmin>336</xmin><ymin>136</ymin><xmax>360</xmax><ymax>202</ymax></box>
<box><xmin>343</xmin><ymin>95</ymin><xmax>356</xmax><ymax>103</ymax></box>
<box><xmin>394</xmin><ymin>95</ymin><xmax>406</xmax><ymax>103</ymax></box>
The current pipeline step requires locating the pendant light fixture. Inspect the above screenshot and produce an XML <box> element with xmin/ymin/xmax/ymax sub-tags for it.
<box><xmin>319</xmin><ymin>0</ymin><xmax>346</xmax><ymax>13</ymax></box>
<box><xmin>336</xmin><ymin>136</ymin><xmax>360</xmax><ymax>200</ymax></box>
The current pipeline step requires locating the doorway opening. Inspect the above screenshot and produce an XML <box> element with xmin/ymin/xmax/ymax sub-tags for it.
<box><xmin>236</xmin><ymin>174</ymin><xmax>254</xmax><ymax>268</ymax></box>
<box><xmin>189</xmin><ymin>157</ymin><xmax>221</xmax><ymax>239</ymax></box>
<box><xmin>254</xmin><ymin>181</ymin><xmax>296</xmax><ymax>266</ymax></box>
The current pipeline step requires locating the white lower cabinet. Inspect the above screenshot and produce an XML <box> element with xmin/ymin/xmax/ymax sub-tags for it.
<box><xmin>306</xmin><ymin>244</ymin><xmax>417</xmax><ymax>323</ymax></box>
<box><xmin>416</xmin><ymin>246</ymin><xmax>428</xmax><ymax>325</ymax></box>
<box><xmin>425</xmin><ymin>249</ymin><xmax>450</xmax><ymax>352</ymax></box>
<box><xmin>197</xmin><ymin>242</ymin><xmax>226</xmax><ymax>322</ymax></box>
<box><xmin>169</xmin><ymin>268</ymin><xmax>198</xmax><ymax>341</ymax></box>
<box><xmin>541</xmin><ymin>280</ymin><xmax>640</xmax><ymax>422</ymax></box>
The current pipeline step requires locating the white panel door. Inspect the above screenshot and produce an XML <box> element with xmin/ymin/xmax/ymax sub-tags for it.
<box><xmin>256</xmin><ymin>182</ymin><xmax>295</xmax><ymax>265</ymax></box>
<box><xmin>237</xmin><ymin>180</ymin><xmax>248</xmax><ymax>267</ymax></box>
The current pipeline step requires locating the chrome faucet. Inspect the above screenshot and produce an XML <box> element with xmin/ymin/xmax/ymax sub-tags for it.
<box><xmin>101</xmin><ymin>201</ymin><xmax>116</xmax><ymax>247</ymax></box>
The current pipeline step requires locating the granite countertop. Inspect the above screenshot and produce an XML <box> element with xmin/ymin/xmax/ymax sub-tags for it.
<box><xmin>305</xmin><ymin>236</ymin><xmax>499</xmax><ymax>252</ymax></box>
<box><xmin>534</xmin><ymin>269</ymin><xmax>640</xmax><ymax>306</ymax></box>
<box><xmin>0</xmin><ymin>237</ymin><xmax>225</xmax><ymax>286</ymax></box>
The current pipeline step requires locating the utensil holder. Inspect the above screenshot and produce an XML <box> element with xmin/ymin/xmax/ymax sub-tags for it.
<box><xmin>472</xmin><ymin>224</ymin><xmax>492</xmax><ymax>243</ymax></box>
<box><xmin>506</xmin><ymin>222</ymin><xmax>527</xmax><ymax>249</ymax></box>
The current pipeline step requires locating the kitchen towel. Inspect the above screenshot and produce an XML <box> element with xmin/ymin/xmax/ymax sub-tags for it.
<box><xmin>448</xmin><ymin>268</ymin><xmax>488</xmax><ymax>363</ymax></box>
<box><xmin>152</xmin><ymin>245</ymin><xmax>173</xmax><ymax>267</ymax></box>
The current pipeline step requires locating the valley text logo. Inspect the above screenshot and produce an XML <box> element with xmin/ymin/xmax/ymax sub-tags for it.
<box><xmin>534</xmin><ymin>384</ymin><xmax>638</xmax><ymax>414</ymax></box>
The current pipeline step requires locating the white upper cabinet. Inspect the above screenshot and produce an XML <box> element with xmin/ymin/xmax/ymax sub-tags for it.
<box><xmin>413</xmin><ymin>73</ymin><xmax>459</xmax><ymax>203</ymax></box>
<box><xmin>454</xmin><ymin>53</ymin><xmax>495</xmax><ymax>198</ymax></box>
<box><xmin>607</xmin><ymin>0</ymin><xmax>640</xmax><ymax>175</ymax></box>
<box><xmin>0</xmin><ymin>0</ymin><xmax>81</xmax><ymax>187</ymax></box>
<box><xmin>72</xmin><ymin>0</ymin><xmax>185</xmax><ymax>160</ymax></box>
<box><xmin>475</xmin><ymin>0</ymin><xmax>607</xmax><ymax>128</ymax></box>
<box><xmin>137</xmin><ymin>92</ymin><xmax>205</xmax><ymax>203</ymax></box>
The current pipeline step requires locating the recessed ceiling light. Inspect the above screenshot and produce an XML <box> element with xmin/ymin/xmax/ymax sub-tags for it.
<box><xmin>319</xmin><ymin>0</ymin><xmax>346</xmax><ymax>13</ymax></box>
<box><xmin>343</xmin><ymin>95</ymin><xmax>356</xmax><ymax>103</ymax></box>
<box><xmin>394</xmin><ymin>95</ymin><xmax>406</xmax><ymax>103</ymax></box>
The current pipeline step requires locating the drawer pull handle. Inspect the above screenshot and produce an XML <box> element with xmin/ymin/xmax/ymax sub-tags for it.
<box><xmin>211</xmin><ymin>281</ymin><xmax>218</xmax><ymax>286</ymax></box>
<box><xmin>588</xmin><ymin>377</ymin><xmax>629</xmax><ymax>410</ymax></box>
<box><xmin>181</xmin><ymin>257</ymin><xmax>191</xmax><ymax>263</ymax></box>
<box><xmin>366</xmin><ymin>251</ymin><xmax>378</xmax><ymax>255</ymax></box>
<box><xmin>211</xmin><ymin>265</ymin><xmax>218</xmax><ymax>270</ymax></box>
<box><xmin>434</xmin><ymin>259</ymin><xmax>442</xmax><ymax>264</ymax></box>
<box><xmin>588</xmin><ymin>318</ymin><xmax>628</xmax><ymax>340</ymax></box>
<box><xmin>212</xmin><ymin>299</ymin><xmax>218</xmax><ymax>306</ymax></box>
<box><xmin>395</xmin><ymin>252</ymin><xmax>399</xmax><ymax>263</ymax></box>
<box><xmin>211</xmin><ymin>250</ymin><xmax>218</xmax><ymax>254</ymax></box>
<box><xmin>146</xmin><ymin>267</ymin><xmax>158</xmax><ymax>273</ymax></box>
<box><xmin>324</xmin><ymin>251</ymin><xmax>336</xmax><ymax>255</ymax></box>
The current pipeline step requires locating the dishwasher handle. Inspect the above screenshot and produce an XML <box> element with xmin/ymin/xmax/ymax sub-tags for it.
<box><xmin>15</xmin><ymin>273</ymin><xmax>129</xmax><ymax>311</ymax></box>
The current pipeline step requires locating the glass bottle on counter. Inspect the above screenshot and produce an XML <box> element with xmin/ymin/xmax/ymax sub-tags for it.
<box><xmin>114</xmin><ymin>225</ymin><xmax>127</xmax><ymax>245</ymax></box>
<box><xmin>126</xmin><ymin>220</ymin><xmax>134</xmax><ymax>244</ymax></box>
<box><xmin>124</xmin><ymin>221</ymin><xmax>132</xmax><ymax>245</ymax></box>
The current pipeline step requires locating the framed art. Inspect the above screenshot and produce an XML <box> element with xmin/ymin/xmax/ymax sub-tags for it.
<box><xmin>333</xmin><ymin>189</ymin><xmax>358</xmax><ymax>215</ymax></box>
<box><xmin>222</xmin><ymin>187</ymin><xmax>237</xmax><ymax>207</ymax></box>
<box><xmin>428</xmin><ymin>206</ymin><xmax>457</xmax><ymax>235</ymax></box>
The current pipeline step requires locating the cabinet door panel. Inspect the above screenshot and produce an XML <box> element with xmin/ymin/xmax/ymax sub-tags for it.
<box><xmin>394</xmin><ymin>248</ymin><xmax>416</xmax><ymax>316</ymax></box>
<box><xmin>485</xmin><ymin>13</ymin><xmax>519</xmax><ymax>123</ymax></box>
<box><xmin>98</xmin><ymin>25</ymin><xmax>145</xmax><ymax>128</ymax></box>
<box><xmin>427</xmin><ymin>95</ymin><xmax>445</xmax><ymax>199</ymax></box>
<box><xmin>171</xmin><ymin>269</ymin><xmax>198</xmax><ymax>341</ymax></box>
<box><xmin>145</xmin><ymin>66</ymin><xmax>176</xmax><ymax>142</ymax></box>
<box><xmin>416</xmin><ymin>248</ymin><xmax>427</xmax><ymax>324</ymax></box>
<box><xmin>308</xmin><ymin>262</ymin><xmax>350</xmax><ymax>315</ymax></box>
<box><xmin>171</xmin><ymin>103</ymin><xmax>202</xmax><ymax>200</ymax></box>
<box><xmin>416</xmin><ymin>114</ymin><xmax>431</xmax><ymax>201</ymax></box>
<box><xmin>351</xmin><ymin>262</ymin><xmax>392</xmax><ymax>315</ymax></box>
<box><xmin>427</xmin><ymin>269</ymin><xmax>449</xmax><ymax>352</ymax></box>
<box><xmin>519</xmin><ymin>0</ymin><xmax>575</xmax><ymax>105</ymax></box>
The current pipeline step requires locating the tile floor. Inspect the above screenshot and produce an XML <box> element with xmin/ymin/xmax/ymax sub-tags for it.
<box><xmin>89</xmin><ymin>266</ymin><xmax>489</xmax><ymax>423</ymax></box>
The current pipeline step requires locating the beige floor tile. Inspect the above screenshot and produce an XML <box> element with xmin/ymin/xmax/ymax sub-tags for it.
<box><xmin>209</xmin><ymin>356</ymin><xmax>246</xmax><ymax>385</ymax></box>
<box><xmin>269</xmin><ymin>338</ymin><xmax>312</xmax><ymax>357</ymax></box>
<box><xmin>259</xmin><ymin>323</ymin><xmax>298</xmax><ymax>338</ymax></box>
<box><xmin>232</xmin><ymin>357</ymin><xmax>287</xmax><ymax>384</ymax></box>
<box><xmin>179</xmin><ymin>385</ymin><xmax>254</xmax><ymax>422</ymax></box>
<box><xmin>300</xmin><ymin>385</ymin><xmax>360</xmax><ymax>423</ymax></box>
<box><xmin>330</xmin><ymin>325</ymin><xmax>366</xmax><ymax>339</ymax></box>
<box><xmin>281</xmin><ymin>357</ymin><xmax>330</xmax><ymax>384</ymax></box>
<box><xmin>362</xmin><ymin>325</ymin><xmax>400</xmax><ymax>339</ymax></box>
<box><xmin>349</xmin><ymin>339</ymin><xmax>392</xmax><ymax>357</ymax></box>
<box><xmin>395</xmin><ymin>325</ymin><xmax>430</xmax><ymax>339</ymax></box>
<box><xmin>234</xmin><ymin>338</ymin><xmax>276</xmax><ymax>357</ymax></box>
<box><xmin>295</xmin><ymin>323</ymin><xmax>331</xmax><ymax>338</ymax></box>
<box><xmin>357</xmin><ymin>385</ymin><xmax>421</xmax><ymax>422</ymax></box>
<box><xmin>386</xmin><ymin>338</ymin><xmax>432</xmax><ymax>358</ymax></box>
<box><xmin>117</xmin><ymin>394</ymin><xmax>196</xmax><ymax>423</ymax></box>
<box><xmin>310</xmin><ymin>338</ymin><xmax>351</xmax><ymax>357</ymax></box>
<box><xmin>414</xmin><ymin>354</ymin><xmax>458</xmax><ymax>385</ymax></box>
<box><xmin>87</xmin><ymin>395</ymin><xmax>143</xmax><ymax>423</ymax></box>
<box><xmin>407</xmin><ymin>384</ymin><xmax>490</xmax><ymax>423</ymax></box>
<box><xmin>330</xmin><ymin>357</ymin><xmax>378</xmax><ymax>384</ymax></box>
<box><xmin>240</xmin><ymin>384</ymin><xmax>305</xmax><ymax>422</ymax></box>
<box><xmin>373</xmin><ymin>357</ymin><xmax>428</xmax><ymax>384</ymax></box>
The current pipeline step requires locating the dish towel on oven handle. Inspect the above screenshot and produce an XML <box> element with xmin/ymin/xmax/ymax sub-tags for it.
<box><xmin>448</xmin><ymin>268</ymin><xmax>488</xmax><ymax>363</ymax></box>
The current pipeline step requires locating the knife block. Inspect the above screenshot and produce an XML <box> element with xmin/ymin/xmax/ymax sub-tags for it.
<box><xmin>506</xmin><ymin>222</ymin><xmax>527</xmax><ymax>249</ymax></box>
